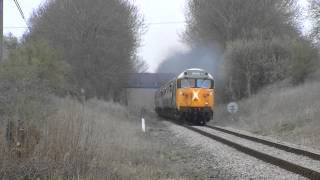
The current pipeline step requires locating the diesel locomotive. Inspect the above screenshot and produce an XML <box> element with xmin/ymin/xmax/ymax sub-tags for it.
<box><xmin>155</xmin><ymin>68</ymin><xmax>215</xmax><ymax>125</ymax></box>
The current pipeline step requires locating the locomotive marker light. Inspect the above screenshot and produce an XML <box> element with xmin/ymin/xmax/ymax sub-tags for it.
<box><xmin>227</xmin><ymin>102</ymin><xmax>239</xmax><ymax>121</ymax></box>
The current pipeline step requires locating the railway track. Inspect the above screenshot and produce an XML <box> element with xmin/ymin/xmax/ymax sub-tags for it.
<box><xmin>178</xmin><ymin>123</ymin><xmax>320</xmax><ymax>179</ymax></box>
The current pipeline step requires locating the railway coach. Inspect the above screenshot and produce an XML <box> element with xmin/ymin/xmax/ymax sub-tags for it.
<box><xmin>155</xmin><ymin>68</ymin><xmax>215</xmax><ymax>125</ymax></box>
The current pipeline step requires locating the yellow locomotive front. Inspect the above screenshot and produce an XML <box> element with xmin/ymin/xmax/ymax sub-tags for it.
<box><xmin>176</xmin><ymin>69</ymin><xmax>215</xmax><ymax>125</ymax></box>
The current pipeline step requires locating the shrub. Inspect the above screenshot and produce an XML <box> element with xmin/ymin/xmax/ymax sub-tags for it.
<box><xmin>0</xmin><ymin>40</ymin><xmax>69</xmax><ymax>160</ymax></box>
<box><xmin>288</xmin><ymin>39</ymin><xmax>319</xmax><ymax>84</ymax></box>
<box><xmin>0</xmin><ymin>98</ymin><xmax>176</xmax><ymax>179</ymax></box>
<box><xmin>224</xmin><ymin>37</ymin><xmax>291</xmax><ymax>99</ymax></box>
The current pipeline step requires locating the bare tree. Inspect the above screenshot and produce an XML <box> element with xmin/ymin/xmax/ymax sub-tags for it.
<box><xmin>289</xmin><ymin>38</ymin><xmax>319</xmax><ymax>84</ymax></box>
<box><xmin>28</xmin><ymin>0</ymin><xmax>144</xmax><ymax>100</ymax></box>
<box><xmin>132</xmin><ymin>55</ymin><xmax>149</xmax><ymax>73</ymax></box>
<box><xmin>183</xmin><ymin>0</ymin><xmax>318</xmax><ymax>100</ymax></box>
<box><xmin>224</xmin><ymin>38</ymin><xmax>291</xmax><ymax>98</ymax></box>
<box><xmin>185</xmin><ymin>0</ymin><xmax>298</xmax><ymax>47</ymax></box>
<box><xmin>224</xmin><ymin>36</ymin><xmax>318</xmax><ymax>99</ymax></box>
<box><xmin>310</xmin><ymin>0</ymin><xmax>320</xmax><ymax>42</ymax></box>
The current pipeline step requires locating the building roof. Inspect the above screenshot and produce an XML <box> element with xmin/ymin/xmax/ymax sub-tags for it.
<box><xmin>126</xmin><ymin>73</ymin><xmax>176</xmax><ymax>89</ymax></box>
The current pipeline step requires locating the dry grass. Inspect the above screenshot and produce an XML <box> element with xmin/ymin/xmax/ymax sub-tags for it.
<box><xmin>213</xmin><ymin>79</ymin><xmax>320</xmax><ymax>149</ymax></box>
<box><xmin>0</xmin><ymin>97</ymin><xmax>177</xmax><ymax>179</ymax></box>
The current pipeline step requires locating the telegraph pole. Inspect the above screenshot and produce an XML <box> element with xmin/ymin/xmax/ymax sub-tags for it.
<box><xmin>0</xmin><ymin>0</ymin><xmax>3</xmax><ymax>61</ymax></box>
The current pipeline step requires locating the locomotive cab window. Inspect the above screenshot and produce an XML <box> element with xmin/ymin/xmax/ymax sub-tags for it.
<box><xmin>197</xmin><ymin>79</ymin><xmax>213</xmax><ymax>88</ymax></box>
<box><xmin>179</xmin><ymin>79</ymin><xmax>196</xmax><ymax>88</ymax></box>
<box><xmin>178</xmin><ymin>78</ymin><xmax>214</xmax><ymax>89</ymax></box>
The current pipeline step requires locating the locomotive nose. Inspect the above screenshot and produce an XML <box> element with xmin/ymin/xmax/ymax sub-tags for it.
<box><xmin>192</xmin><ymin>90</ymin><xmax>200</xmax><ymax>101</ymax></box>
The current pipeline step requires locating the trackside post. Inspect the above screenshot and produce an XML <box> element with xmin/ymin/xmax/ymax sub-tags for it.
<box><xmin>227</xmin><ymin>102</ymin><xmax>239</xmax><ymax>121</ymax></box>
<box><xmin>141</xmin><ymin>108</ymin><xmax>146</xmax><ymax>132</ymax></box>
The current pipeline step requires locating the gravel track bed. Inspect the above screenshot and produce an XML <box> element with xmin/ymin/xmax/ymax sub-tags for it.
<box><xmin>198</xmin><ymin>126</ymin><xmax>320</xmax><ymax>172</ymax></box>
<box><xmin>164</xmin><ymin>121</ymin><xmax>306</xmax><ymax>179</ymax></box>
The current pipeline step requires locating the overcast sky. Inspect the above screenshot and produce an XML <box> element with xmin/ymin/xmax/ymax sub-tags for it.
<box><xmin>4</xmin><ymin>0</ymin><xmax>310</xmax><ymax>72</ymax></box>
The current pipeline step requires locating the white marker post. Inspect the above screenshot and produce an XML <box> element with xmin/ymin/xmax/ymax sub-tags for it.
<box><xmin>141</xmin><ymin>108</ymin><xmax>146</xmax><ymax>133</ymax></box>
<box><xmin>142</xmin><ymin>117</ymin><xmax>146</xmax><ymax>132</ymax></box>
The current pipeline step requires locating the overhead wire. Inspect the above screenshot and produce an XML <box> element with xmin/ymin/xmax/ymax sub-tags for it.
<box><xmin>4</xmin><ymin>26</ymin><xmax>28</xmax><ymax>29</ymax></box>
<box><xmin>9</xmin><ymin>0</ymin><xmax>186</xmax><ymax>31</ymax></box>
<box><xmin>5</xmin><ymin>21</ymin><xmax>187</xmax><ymax>29</ymax></box>
<box><xmin>146</xmin><ymin>21</ymin><xmax>186</xmax><ymax>25</ymax></box>
<box><xmin>13</xmin><ymin>0</ymin><xmax>25</xmax><ymax>19</ymax></box>
<box><xmin>12</xmin><ymin>0</ymin><xmax>31</xmax><ymax>31</ymax></box>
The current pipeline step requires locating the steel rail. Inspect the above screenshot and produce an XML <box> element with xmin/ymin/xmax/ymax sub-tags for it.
<box><xmin>206</xmin><ymin>125</ymin><xmax>320</xmax><ymax>161</ymax></box>
<box><xmin>180</xmin><ymin>124</ymin><xmax>320</xmax><ymax>179</ymax></box>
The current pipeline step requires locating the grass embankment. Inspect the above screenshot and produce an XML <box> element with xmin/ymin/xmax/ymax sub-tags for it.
<box><xmin>0</xmin><ymin>97</ymin><xmax>179</xmax><ymax>179</ymax></box>
<box><xmin>213</xmin><ymin>78</ymin><xmax>320</xmax><ymax>149</ymax></box>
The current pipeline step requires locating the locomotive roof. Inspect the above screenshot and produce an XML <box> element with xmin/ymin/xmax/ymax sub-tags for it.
<box><xmin>177</xmin><ymin>68</ymin><xmax>213</xmax><ymax>79</ymax></box>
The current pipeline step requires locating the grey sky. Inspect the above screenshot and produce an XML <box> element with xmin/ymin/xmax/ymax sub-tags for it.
<box><xmin>4</xmin><ymin>0</ymin><xmax>311</xmax><ymax>72</ymax></box>
<box><xmin>4</xmin><ymin>0</ymin><xmax>43</xmax><ymax>36</ymax></box>
<box><xmin>134</xmin><ymin>0</ymin><xmax>189</xmax><ymax>72</ymax></box>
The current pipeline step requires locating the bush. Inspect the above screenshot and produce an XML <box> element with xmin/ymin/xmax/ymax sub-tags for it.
<box><xmin>0</xmin><ymin>40</ymin><xmax>69</xmax><ymax>156</ymax></box>
<box><xmin>223</xmin><ymin>37</ymin><xmax>318</xmax><ymax>99</ymax></box>
<box><xmin>224</xmin><ymin>37</ymin><xmax>291</xmax><ymax>99</ymax></box>
<box><xmin>289</xmin><ymin>39</ymin><xmax>319</xmax><ymax>84</ymax></box>
<box><xmin>0</xmin><ymin>98</ymin><xmax>176</xmax><ymax>179</ymax></box>
<box><xmin>0</xmin><ymin>38</ymin><xmax>179</xmax><ymax>179</ymax></box>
